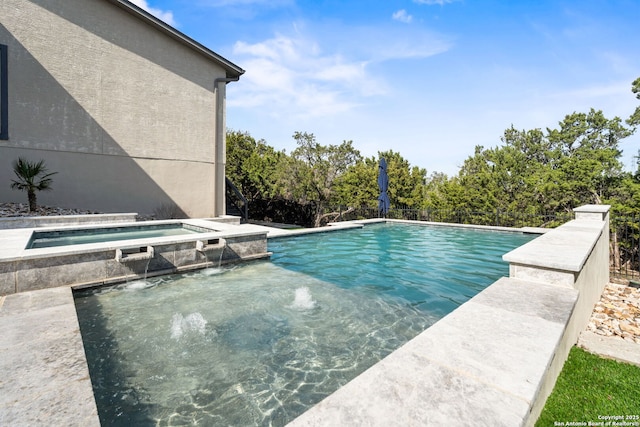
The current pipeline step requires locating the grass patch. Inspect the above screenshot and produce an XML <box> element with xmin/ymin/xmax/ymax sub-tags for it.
<box><xmin>536</xmin><ymin>346</ymin><xmax>640</xmax><ymax>426</ymax></box>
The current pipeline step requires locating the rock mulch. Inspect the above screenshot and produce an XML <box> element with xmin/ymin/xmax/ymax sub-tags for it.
<box><xmin>587</xmin><ymin>283</ymin><xmax>640</xmax><ymax>344</ymax></box>
<box><xmin>0</xmin><ymin>202</ymin><xmax>156</xmax><ymax>221</ymax></box>
<box><xmin>0</xmin><ymin>202</ymin><xmax>100</xmax><ymax>217</ymax></box>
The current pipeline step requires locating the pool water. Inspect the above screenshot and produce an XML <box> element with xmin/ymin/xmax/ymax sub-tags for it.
<box><xmin>74</xmin><ymin>223</ymin><xmax>535</xmax><ymax>426</ymax></box>
<box><xmin>269</xmin><ymin>223</ymin><xmax>534</xmax><ymax>317</ymax></box>
<box><xmin>27</xmin><ymin>223</ymin><xmax>206</xmax><ymax>249</ymax></box>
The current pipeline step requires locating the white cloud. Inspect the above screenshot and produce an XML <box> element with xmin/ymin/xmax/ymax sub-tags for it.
<box><xmin>230</xmin><ymin>34</ymin><xmax>386</xmax><ymax>119</ymax></box>
<box><xmin>129</xmin><ymin>0</ymin><xmax>177</xmax><ymax>26</ymax></box>
<box><xmin>227</xmin><ymin>21</ymin><xmax>451</xmax><ymax>140</ymax></box>
<box><xmin>392</xmin><ymin>9</ymin><xmax>413</xmax><ymax>24</ymax></box>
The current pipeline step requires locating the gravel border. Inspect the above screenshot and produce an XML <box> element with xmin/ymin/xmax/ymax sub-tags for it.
<box><xmin>0</xmin><ymin>202</ymin><xmax>101</xmax><ymax>217</ymax></box>
<box><xmin>0</xmin><ymin>202</ymin><xmax>156</xmax><ymax>221</ymax></box>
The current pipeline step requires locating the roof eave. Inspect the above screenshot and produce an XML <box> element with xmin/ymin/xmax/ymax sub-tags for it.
<box><xmin>106</xmin><ymin>0</ymin><xmax>245</xmax><ymax>78</ymax></box>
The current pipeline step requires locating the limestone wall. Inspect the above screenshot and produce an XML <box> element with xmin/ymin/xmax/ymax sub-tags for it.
<box><xmin>503</xmin><ymin>204</ymin><xmax>610</xmax><ymax>425</ymax></box>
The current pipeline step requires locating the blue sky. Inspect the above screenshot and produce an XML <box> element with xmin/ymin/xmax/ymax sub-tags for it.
<box><xmin>132</xmin><ymin>0</ymin><xmax>640</xmax><ymax>176</ymax></box>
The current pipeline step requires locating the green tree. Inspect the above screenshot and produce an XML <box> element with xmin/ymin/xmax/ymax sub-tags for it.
<box><xmin>456</xmin><ymin>145</ymin><xmax>501</xmax><ymax>212</ymax></box>
<box><xmin>334</xmin><ymin>151</ymin><xmax>428</xmax><ymax>212</ymax></box>
<box><xmin>424</xmin><ymin>173</ymin><xmax>466</xmax><ymax>212</ymax></box>
<box><xmin>449</xmin><ymin>109</ymin><xmax>632</xmax><ymax>217</ymax></box>
<box><xmin>10</xmin><ymin>158</ymin><xmax>57</xmax><ymax>212</ymax></box>
<box><xmin>547</xmin><ymin>109</ymin><xmax>630</xmax><ymax>210</ymax></box>
<box><xmin>423</xmin><ymin>172</ymin><xmax>450</xmax><ymax>209</ymax></box>
<box><xmin>604</xmin><ymin>170</ymin><xmax>640</xmax><ymax>272</ymax></box>
<box><xmin>285</xmin><ymin>131</ymin><xmax>362</xmax><ymax>226</ymax></box>
<box><xmin>334</xmin><ymin>156</ymin><xmax>379</xmax><ymax>208</ymax></box>
<box><xmin>226</xmin><ymin>130</ymin><xmax>286</xmax><ymax>201</ymax></box>
<box><xmin>498</xmin><ymin>127</ymin><xmax>555</xmax><ymax>211</ymax></box>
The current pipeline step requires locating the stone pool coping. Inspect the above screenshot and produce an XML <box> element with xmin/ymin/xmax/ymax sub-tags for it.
<box><xmin>0</xmin><ymin>218</ymin><xmax>260</xmax><ymax>261</ymax></box>
<box><xmin>0</xmin><ymin>208</ymin><xmax>608</xmax><ymax>426</ymax></box>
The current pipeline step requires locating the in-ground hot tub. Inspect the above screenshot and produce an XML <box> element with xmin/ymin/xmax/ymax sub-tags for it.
<box><xmin>0</xmin><ymin>219</ymin><xmax>270</xmax><ymax>295</ymax></box>
<box><xmin>26</xmin><ymin>222</ymin><xmax>210</xmax><ymax>249</ymax></box>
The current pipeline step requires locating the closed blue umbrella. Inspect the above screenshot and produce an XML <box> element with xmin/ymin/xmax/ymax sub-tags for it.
<box><xmin>377</xmin><ymin>158</ymin><xmax>390</xmax><ymax>217</ymax></box>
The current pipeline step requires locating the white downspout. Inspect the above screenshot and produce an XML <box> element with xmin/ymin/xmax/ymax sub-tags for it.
<box><xmin>214</xmin><ymin>76</ymin><xmax>239</xmax><ymax>217</ymax></box>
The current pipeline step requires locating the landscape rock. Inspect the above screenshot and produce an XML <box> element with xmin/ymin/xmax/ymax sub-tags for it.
<box><xmin>588</xmin><ymin>283</ymin><xmax>640</xmax><ymax>345</ymax></box>
<box><xmin>0</xmin><ymin>202</ymin><xmax>100</xmax><ymax>217</ymax></box>
<box><xmin>0</xmin><ymin>202</ymin><xmax>155</xmax><ymax>221</ymax></box>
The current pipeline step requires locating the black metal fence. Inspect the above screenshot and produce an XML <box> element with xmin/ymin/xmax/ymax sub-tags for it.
<box><xmin>610</xmin><ymin>213</ymin><xmax>640</xmax><ymax>281</ymax></box>
<box><xmin>225</xmin><ymin>177</ymin><xmax>248</xmax><ymax>223</ymax></box>
<box><xmin>330</xmin><ymin>207</ymin><xmax>573</xmax><ymax>229</ymax></box>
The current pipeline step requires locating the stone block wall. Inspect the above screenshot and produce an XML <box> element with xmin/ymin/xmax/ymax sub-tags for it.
<box><xmin>503</xmin><ymin>205</ymin><xmax>610</xmax><ymax>426</ymax></box>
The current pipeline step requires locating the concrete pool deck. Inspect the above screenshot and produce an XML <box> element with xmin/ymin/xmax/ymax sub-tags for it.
<box><xmin>0</xmin><ymin>206</ymin><xmax>612</xmax><ymax>426</ymax></box>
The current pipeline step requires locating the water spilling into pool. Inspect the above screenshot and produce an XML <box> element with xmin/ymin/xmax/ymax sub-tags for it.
<box><xmin>74</xmin><ymin>223</ymin><xmax>535</xmax><ymax>426</ymax></box>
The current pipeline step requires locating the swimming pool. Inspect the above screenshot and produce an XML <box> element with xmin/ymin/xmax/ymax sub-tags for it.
<box><xmin>74</xmin><ymin>223</ymin><xmax>535</xmax><ymax>426</ymax></box>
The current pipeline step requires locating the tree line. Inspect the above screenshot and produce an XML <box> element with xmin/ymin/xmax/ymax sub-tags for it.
<box><xmin>227</xmin><ymin>77</ymin><xmax>640</xmax><ymax>228</ymax></box>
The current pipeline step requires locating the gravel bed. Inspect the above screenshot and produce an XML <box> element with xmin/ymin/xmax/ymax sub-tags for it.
<box><xmin>0</xmin><ymin>202</ymin><xmax>101</xmax><ymax>217</ymax></box>
<box><xmin>0</xmin><ymin>202</ymin><xmax>155</xmax><ymax>221</ymax></box>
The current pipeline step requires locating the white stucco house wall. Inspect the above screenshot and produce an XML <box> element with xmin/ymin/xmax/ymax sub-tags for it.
<box><xmin>0</xmin><ymin>0</ymin><xmax>244</xmax><ymax>217</ymax></box>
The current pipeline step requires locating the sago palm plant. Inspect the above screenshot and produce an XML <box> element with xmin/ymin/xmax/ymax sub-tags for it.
<box><xmin>10</xmin><ymin>158</ymin><xmax>57</xmax><ymax>212</ymax></box>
